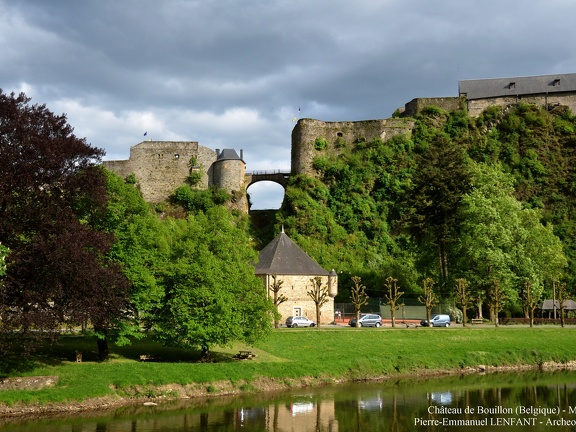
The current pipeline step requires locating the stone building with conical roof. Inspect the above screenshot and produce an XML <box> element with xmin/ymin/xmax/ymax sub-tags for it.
<box><xmin>254</xmin><ymin>229</ymin><xmax>337</xmax><ymax>325</ymax></box>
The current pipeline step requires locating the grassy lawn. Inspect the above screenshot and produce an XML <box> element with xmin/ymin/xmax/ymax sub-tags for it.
<box><xmin>1</xmin><ymin>326</ymin><xmax>576</xmax><ymax>407</ymax></box>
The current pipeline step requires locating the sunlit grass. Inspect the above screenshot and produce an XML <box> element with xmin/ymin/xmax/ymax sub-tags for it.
<box><xmin>1</xmin><ymin>327</ymin><xmax>576</xmax><ymax>406</ymax></box>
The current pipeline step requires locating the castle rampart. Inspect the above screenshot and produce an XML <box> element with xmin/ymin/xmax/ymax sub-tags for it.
<box><xmin>104</xmin><ymin>73</ymin><xmax>576</xmax><ymax>212</ymax></box>
<box><xmin>459</xmin><ymin>73</ymin><xmax>576</xmax><ymax>117</ymax></box>
<box><xmin>403</xmin><ymin>97</ymin><xmax>462</xmax><ymax>117</ymax></box>
<box><xmin>103</xmin><ymin>141</ymin><xmax>247</xmax><ymax>206</ymax></box>
<box><xmin>464</xmin><ymin>93</ymin><xmax>576</xmax><ymax>117</ymax></box>
<box><xmin>291</xmin><ymin>118</ymin><xmax>414</xmax><ymax>177</ymax></box>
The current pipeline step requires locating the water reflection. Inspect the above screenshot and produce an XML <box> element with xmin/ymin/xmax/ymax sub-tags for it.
<box><xmin>3</xmin><ymin>371</ymin><xmax>576</xmax><ymax>431</ymax></box>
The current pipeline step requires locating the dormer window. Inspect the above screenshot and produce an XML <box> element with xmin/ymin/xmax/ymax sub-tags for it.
<box><xmin>508</xmin><ymin>82</ymin><xmax>516</xmax><ymax>89</ymax></box>
<box><xmin>553</xmin><ymin>78</ymin><xmax>561</xmax><ymax>86</ymax></box>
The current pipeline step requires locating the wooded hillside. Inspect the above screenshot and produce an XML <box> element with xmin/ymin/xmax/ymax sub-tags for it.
<box><xmin>273</xmin><ymin>103</ymin><xmax>576</xmax><ymax>317</ymax></box>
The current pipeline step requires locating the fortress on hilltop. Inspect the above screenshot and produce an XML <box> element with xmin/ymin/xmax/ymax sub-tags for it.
<box><xmin>405</xmin><ymin>72</ymin><xmax>576</xmax><ymax>117</ymax></box>
<box><xmin>103</xmin><ymin>141</ymin><xmax>248</xmax><ymax>211</ymax></box>
<box><xmin>104</xmin><ymin>73</ymin><xmax>576</xmax><ymax>212</ymax></box>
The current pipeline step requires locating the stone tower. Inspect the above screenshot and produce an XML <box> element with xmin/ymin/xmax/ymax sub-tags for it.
<box><xmin>212</xmin><ymin>148</ymin><xmax>248</xmax><ymax>212</ymax></box>
<box><xmin>103</xmin><ymin>141</ymin><xmax>246</xmax><ymax>211</ymax></box>
<box><xmin>291</xmin><ymin>118</ymin><xmax>414</xmax><ymax>177</ymax></box>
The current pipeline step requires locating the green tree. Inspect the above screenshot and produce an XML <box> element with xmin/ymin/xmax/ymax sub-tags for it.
<box><xmin>307</xmin><ymin>276</ymin><xmax>329</xmax><ymax>329</ymax></box>
<box><xmin>488</xmin><ymin>280</ymin><xmax>507</xmax><ymax>326</ymax></box>
<box><xmin>519</xmin><ymin>280</ymin><xmax>543</xmax><ymax>327</ymax></box>
<box><xmin>418</xmin><ymin>278</ymin><xmax>438</xmax><ymax>327</ymax></box>
<box><xmin>404</xmin><ymin>133</ymin><xmax>471</xmax><ymax>293</ymax></box>
<box><xmin>269</xmin><ymin>274</ymin><xmax>287</xmax><ymax>328</ymax></box>
<box><xmin>457</xmin><ymin>162</ymin><xmax>567</xmax><ymax>314</ymax></box>
<box><xmin>350</xmin><ymin>276</ymin><xmax>369</xmax><ymax>328</ymax></box>
<box><xmin>154</xmin><ymin>207</ymin><xmax>274</xmax><ymax>360</ymax></box>
<box><xmin>100</xmin><ymin>169</ymin><xmax>166</xmax><ymax>338</ymax></box>
<box><xmin>454</xmin><ymin>278</ymin><xmax>470</xmax><ymax>326</ymax></box>
<box><xmin>383</xmin><ymin>276</ymin><xmax>404</xmax><ymax>327</ymax></box>
<box><xmin>555</xmin><ymin>281</ymin><xmax>569</xmax><ymax>327</ymax></box>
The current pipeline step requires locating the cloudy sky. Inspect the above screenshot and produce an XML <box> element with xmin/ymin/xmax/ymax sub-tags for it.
<box><xmin>2</xmin><ymin>1</ymin><xmax>576</xmax><ymax>209</ymax></box>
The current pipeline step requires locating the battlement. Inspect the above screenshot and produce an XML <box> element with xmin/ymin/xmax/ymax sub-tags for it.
<box><xmin>104</xmin><ymin>73</ymin><xmax>576</xmax><ymax>213</ymax></box>
<box><xmin>103</xmin><ymin>141</ymin><xmax>246</xmax><ymax>209</ymax></box>
<box><xmin>291</xmin><ymin>118</ymin><xmax>414</xmax><ymax>177</ymax></box>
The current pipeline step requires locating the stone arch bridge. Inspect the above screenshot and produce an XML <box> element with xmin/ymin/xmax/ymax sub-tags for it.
<box><xmin>245</xmin><ymin>170</ymin><xmax>291</xmax><ymax>189</ymax></box>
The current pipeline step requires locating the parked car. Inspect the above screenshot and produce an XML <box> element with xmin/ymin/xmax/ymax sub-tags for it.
<box><xmin>286</xmin><ymin>316</ymin><xmax>316</xmax><ymax>328</ymax></box>
<box><xmin>420</xmin><ymin>314</ymin><xmax>451</xmax><ymax>327</ymax></box>
<box><xmin>348</xmin><ymin>314</ymin><xmax>383</xmax><ymax>327</ymax></box>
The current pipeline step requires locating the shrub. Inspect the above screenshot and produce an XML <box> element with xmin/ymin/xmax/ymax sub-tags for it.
<box><xmin>187</xmin><ymin>171</ymin><xmax>202</xmax><ymax>186</ymax></box>
<box><xmin>125</xmin><ymin>173</ymin><xmax>138</xmax><ymax>184</ymax></box>
<box><xmin>314</xmin><ymin>137</ymin><xmax>328</xmax><ymax>151</ymax></box>
<box><xmin>335</xmin><ymin>136</ymin><xmax>347</xmax><ymax>149</ymax></box>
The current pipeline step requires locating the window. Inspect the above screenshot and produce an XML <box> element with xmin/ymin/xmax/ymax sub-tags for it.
<box><xmin>508</xmin><ymin>82</ymin><xmax>515</xmax><ymax>89</ymax></box>
<box><xmin>293</xmin><ymin>307</ymin><xmax>302</xmax><ymax>317</ymax></box>
<box><xmin>552</xmin><ymin>79</ymin><xmax>561</xmax><ymax>87</ymax></box>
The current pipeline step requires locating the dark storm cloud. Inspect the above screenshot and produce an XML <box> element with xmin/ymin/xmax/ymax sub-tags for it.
<box><xmin>2</xmin><ymin>0</ymin><xmax>576</xmax><ymax>207</ymax></box>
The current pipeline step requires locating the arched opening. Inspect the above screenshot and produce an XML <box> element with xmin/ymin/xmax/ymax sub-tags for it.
<box><xmin>247</xmin><ymin>181</ymin><xmax>285</xmax><ymax>210</ymax></box>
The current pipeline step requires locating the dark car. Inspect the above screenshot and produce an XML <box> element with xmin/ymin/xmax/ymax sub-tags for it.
<box><xmin>285</xmin><ymin>316</ymin><xmax>316</xmax><ymax>328</ymax></box>
<box><xmin>348</xmin><ymin>314</ymin><xmax>383</xmax><ymax>327</ymax></box>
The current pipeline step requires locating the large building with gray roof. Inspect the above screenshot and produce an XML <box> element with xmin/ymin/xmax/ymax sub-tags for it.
<box><xmin>404</xmin><ymin>72</ymin><xmax>576</xmax><ymax>117</ymax></box>
<box><xmin>459</xmin><ymin>72</ymin><xmax>576</xmax><ymax>116</ymax></box>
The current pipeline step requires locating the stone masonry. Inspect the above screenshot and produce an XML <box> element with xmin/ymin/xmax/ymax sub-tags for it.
<box><xmin>291</xmin><ymin>118</ymin><xmax>415</xmax><ymax>177</ymax></box>
<box><xmin>103</xmin><ymin>141</ymin><xmax>247</xmax><ymax>210</ymax></box>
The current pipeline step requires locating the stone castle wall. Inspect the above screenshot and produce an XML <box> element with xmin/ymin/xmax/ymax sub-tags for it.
<box><xmin>103</xmin><ymin>141</ymin><xmax>215</xmax><ymax>202</ymax></box>
<box><xmin>104</xmin><ymin>76</ymin><xmax>576</xmax><ymax>206</ymax></box>
<box><xmin>465</xmin><ymin>93</ymin><xmax>576</xmax><ymax>117</ymax></box>
<box><xmin>291</xmin><ymin>118</ymin><xmax>414</xmax><ymax>176</ymax></box>
<box><xmin>103</xmin><ymin>141</ymin><xmax>248</xmax><ymax>205</ymax></box>
<box><xmin>403</xmin><ymin>97</ymin><xmax>463</xmax><ymax>117</ymax></box>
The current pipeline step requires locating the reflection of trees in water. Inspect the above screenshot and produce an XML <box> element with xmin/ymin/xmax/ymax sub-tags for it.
<box><xmin>10</xmin><ymin>374</ymin><xmax>576</xmax><ymax>431</ymax></box>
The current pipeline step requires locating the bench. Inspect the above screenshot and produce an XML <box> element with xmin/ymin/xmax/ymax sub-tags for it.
<box><xmin>234</xmin><ymin>350</ymin><xmax>256</xmax><ymax>360</ymax></box>
<box><xmin>471</xmin><ymin>318</ymin><xmax>483</xmax><ymax>325</ymax></box>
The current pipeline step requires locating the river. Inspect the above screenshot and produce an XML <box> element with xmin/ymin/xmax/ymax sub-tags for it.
<box><xmin>2</xmin><ymin>371</ymin><xmax>576</xmax><ymax>431</ymax></box>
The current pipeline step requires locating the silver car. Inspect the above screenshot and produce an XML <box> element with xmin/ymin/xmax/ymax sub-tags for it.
<box><xmin>348</xmin><ymin>314</ymin><xmax>383</xmax><ymax>327</ymax></box>
<box><xmin>286</xmin><ymin>316</ymin><xmax>316</xmax><ymax>328</ymax></box>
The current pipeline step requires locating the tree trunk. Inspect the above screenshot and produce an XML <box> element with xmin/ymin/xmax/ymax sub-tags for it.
<box><xmin>201</xmin><ymin>345</ymin><xmax>211</xmax><ymax>362</ymax></box>
<box><xmin>97</xmin><ymin>336</ymin><xmax>109</xmax><ymax>362</ymax></box>
<box><xmin>437</xmin><ymin>240</ymin><xmax>449</xmax><ymax>294</ymax></box>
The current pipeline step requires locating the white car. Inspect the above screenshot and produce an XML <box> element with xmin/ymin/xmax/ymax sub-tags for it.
<box><xmin>286</xmin><ymin>316</ymin><xmax>316</xmax><ymax>328</ymax></box>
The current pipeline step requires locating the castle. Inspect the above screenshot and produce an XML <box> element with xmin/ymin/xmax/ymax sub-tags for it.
<box><xmin>103</xmin><ymin>141</ymin><xmax>248</xmax><ymax>211</ymax></box>
<box><xmin>405</xmin><ymin>72</ymin><xmax>576</xmax><ymax>117</ymax></box>
<box><xmin>104</xmin><ymin>73</ymin><xmax>576</xmax><ymax>211</ymax></box>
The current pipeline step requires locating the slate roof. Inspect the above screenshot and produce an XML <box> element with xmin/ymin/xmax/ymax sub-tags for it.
<box><xmin>459</xmin><ymin>73</ymin><xmax>576</xmax><ymax>100</ymax></box>
<box><xmin>539</xmin><ymin>299</ymin><xmax>576</xmax><ymax>311</ymax></box>
<box><xmin>217</xmin><ymin>149</ymin><xmax>241</xmax><ymax>161</ymax></box>
<box><xmin>254</xmin><ymin>231</ymin><xmax>329</xmax><ymax>276</ymax></box>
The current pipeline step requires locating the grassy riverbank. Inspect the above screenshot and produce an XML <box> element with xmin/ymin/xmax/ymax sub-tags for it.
<box><xmin>1</xmin><ymin>326</ymin><xmax>576</xmax><ymax>411</ymax></box>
